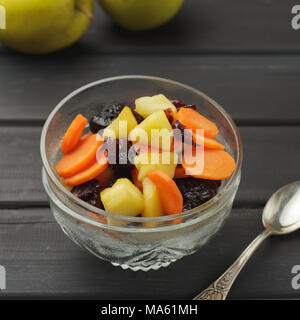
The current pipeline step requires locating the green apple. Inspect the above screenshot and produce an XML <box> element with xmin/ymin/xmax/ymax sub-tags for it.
<box><xmin>98</xmin><ymin>0</ymin><xmax>184</xmax><ymax>31</ymax></box>
<box><xmin>0</xmin><ymin>0</ymin><xmax>94</xmax><ymax>54</ymax></box>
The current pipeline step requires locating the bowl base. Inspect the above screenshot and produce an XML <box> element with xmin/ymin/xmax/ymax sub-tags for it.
<box><xmin>111</xmin><ymin>260</ymin><xmax>176</xmax><ymax>271</ymax></box>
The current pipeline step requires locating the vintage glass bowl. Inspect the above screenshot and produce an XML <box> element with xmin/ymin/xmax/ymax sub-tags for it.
<box><xmin>41</xmin><ymin>75</ymin><xmax>242</xmax><ymax>271</ymax></box>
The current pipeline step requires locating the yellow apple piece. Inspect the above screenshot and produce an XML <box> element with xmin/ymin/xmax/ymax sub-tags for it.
<box><xmin>102</xmin><ymin>106</ymin><xmax>138</xmax><ymax>139</ymax></box>
<box><xmin>135</xmin><ymin>94</ymin><xmax>177</xmax><ymax>119</ymax></box>
<box><xmin>100</xmin><ymin>178</ymin><xmax>144</xmax><ymax>226</ymax></box>
<box><xmin>142</xmin><ymin>177</ymin><xmax>164</xmax><ymax>228</ymax></box>
<box><xmin>134</xmin><ymin>152</ymin><xmax>178</xmax><ymax>181</ymax></box>
<box><xmin>129</xmin><ymin>110</ymin><xmax>173</xmax><ymax>149</ymax></box>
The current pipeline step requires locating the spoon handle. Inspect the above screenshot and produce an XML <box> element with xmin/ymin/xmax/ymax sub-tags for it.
<box><xmin>193</xmin><ymin>229</ymin><xmax>271</xmax><ymax>300</ymax></box>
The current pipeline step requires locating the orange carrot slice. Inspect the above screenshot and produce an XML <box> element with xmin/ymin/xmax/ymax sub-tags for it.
<box><xmin>61</xmin><ymin>114</ymin><xmax>88</xmax><ymax>154</ymax></box>
<box><xmin>56</xmin><ymin>133</ymin><xmax>103</xmax><ymax>178</ymax></box>
<box><xmin>182</xmin><ymin>148</ymin><xmax>236</xmax><ymax>180</ymax></box>
<box><xmin>177</xmin><ymin>108</ymin><xmax>219</xmax><ymax>139</ymax></box>
<box><xmin>192</xmin><ymin>131</ymin><xmax>225</xmax><ymax>150</ymax></box>
<box><xmin>64</xmin><ymin>158</ymin><xmax>108</xmax><ymax>186</ymax></box>
<box><xmin>80</xmin><ymin>132</ymin><xmax>93</xmax><ymax>141</ymax></box>
<box><xmin>131</xmin><ymin>167</ymin><xmax>143</xmax><ymax>191</ymax></box>
<box><xmin>174</xmin><ymin>166</ymin><xmax>189</xmax><ymax>179</ymax></box>
<box><xmin>147</xmin><ymin>170</ymin><xmax>183</xmax><ymax>216</ymax></box>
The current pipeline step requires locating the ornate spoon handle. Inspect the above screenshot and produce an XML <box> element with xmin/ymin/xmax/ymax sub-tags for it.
<box><xmin>193</xmin><ymin>229</ymin><xmax>271</xmax><ymax>300</ymax></box>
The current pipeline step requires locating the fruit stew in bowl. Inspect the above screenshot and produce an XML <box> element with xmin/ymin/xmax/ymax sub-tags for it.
<box><xmin>41</xmin><ymin>76</ymin><xmax>242</xmax><ymax>271</ymax></box>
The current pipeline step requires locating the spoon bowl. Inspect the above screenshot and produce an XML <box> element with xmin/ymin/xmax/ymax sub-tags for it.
<box><xmin>263</xmin><ymin>181</ymin><xmax>300</xmax><ymax>235</ymax></box>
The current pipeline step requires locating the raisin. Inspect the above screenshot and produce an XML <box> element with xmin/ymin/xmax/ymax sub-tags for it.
<box><xmin>89</xmin><ymin>103</ymin><xmax>124</xmax><ymax>133</ymax></box>
<box><xmin>175</xmin><ymin>177</ymin><xmax>221</xmax><ymax>211</ymax></box>
<box><xmin>71</xmin><ymin>179</ymin><xmax>103</xmax><ymax>208</ymax></box>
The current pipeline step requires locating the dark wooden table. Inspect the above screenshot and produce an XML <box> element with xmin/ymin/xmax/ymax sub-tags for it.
<box><xmin>1</xmin><ymin>0</ymin><xmax>300</xmax><ymax>300</ymax></box>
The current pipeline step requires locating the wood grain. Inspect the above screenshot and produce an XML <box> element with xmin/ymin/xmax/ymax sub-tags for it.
<box><xmin>1</xmin><ymin>126</ymin><xmax>299</xmax><ymax>206</ymax></box>
<box><xmin>0</xmin><ymin>207</ymin><xmax>299</xmax><ymax>299</ymax></box>
<box><xmin>1</xmin><ymin>55</ymin><xmax>300</xmax><ymax>124</ymax></box>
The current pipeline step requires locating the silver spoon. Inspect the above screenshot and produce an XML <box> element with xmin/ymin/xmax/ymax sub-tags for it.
<box><xmin>193</xmin><ymin>181</ymin><xmax>300</xmax><ymax>300</ymax></box>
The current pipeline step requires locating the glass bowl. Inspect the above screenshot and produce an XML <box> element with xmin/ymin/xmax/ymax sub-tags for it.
<box><xmin>40</xmin><ymin>75</ymin><xmax>242</xmax><ymax>271</ymax></box>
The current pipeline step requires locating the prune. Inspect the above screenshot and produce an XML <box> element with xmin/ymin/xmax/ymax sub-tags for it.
<box><xmin>100</xmin><ymin>137</ymin><xmax>137</xmax><ymax>168</ymax></box>
<box><xmin>164</xmin><ymin>108</ymin><xmax>174</xmax><ymax>125</ymax></box>
<box><xmin>71</xmin><ymin>179</ymin><xmax>103</xmax><ymax>208</ymax></box>
<box><xmin>89</xmin><ymin>103</ymin><xmax>124</xmax><ymax>133</ymax></box>
<box><xmin>175</xmin><ymin>177</ymin><xmax>221</xmax><ymax>211</ymax></box>
<box><xmin>132</xmin><ymin>110</ymin><xmax>144</xmax><ymax>124</ymax></box>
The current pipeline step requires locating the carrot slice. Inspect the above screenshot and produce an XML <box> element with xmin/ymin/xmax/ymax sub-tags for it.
<box><xmin>56</xmin><ymin>133</ymin><xmax>103</xmax><ymax>178</ymax></box>
<box><xmin>182</xmin><ymin>148</ymin><xmax>236</xmax><ymax>180</ymax></box>
<box><xmin>174</xmin><ymin>166</ymin><xmax>189</xmax><ymax>179</ymax></box>
<box><xmin>61</xmin><ymin>114</ymin><xmax>88</xmax><ymax>154</ymax></box>
<box><xmin>177</xmin><ymin>108</ymin><xmax>219</xmax><ymax>139</ymax></box>
<box><xmin>80</xmin><ymin>132</ymin><xmax>93</xmax><ymax>141</ymax></box>
<box><xmin>131</xmin><ymin>167</ymin><xmax>143</xmax><ymax>191</ymax></box>
<box><xmin>64</xmin><ymin>158</ymin><xmax>108</xmax><ymax>186</ymax></box>
<box><xmin>147</xmin><ymin>170</ymin><xmax>183</xmax><ymax>216</ymax></box>
<box><xmin>192</xmin><ymin>131</ymin><xmax>225</xmax><ymax>150</ymax></box>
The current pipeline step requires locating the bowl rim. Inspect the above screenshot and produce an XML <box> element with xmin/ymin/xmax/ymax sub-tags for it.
<box><xmin>40</xmin><ymin>75</ymin><xmax>243</xmax><ymax>228</ymax></box>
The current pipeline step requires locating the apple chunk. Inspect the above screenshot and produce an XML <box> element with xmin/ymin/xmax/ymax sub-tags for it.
<box><xmin>100</xmin><ymin>178</ymin><xmax>144</xmax><ymax>226</ymax></box>
<box><xmin>135</xmin><ymin>94</ymin><xmax>177</xmax><ymax>119</ymax></box>
<box><xmin>134</xmin><ymin>152</ymin><xmax>178</xmax><ymax>181</ymax></box>
<box><xmin>103</xmin><ymin>106</ymin><xmax>138</xmax><ymax>139</ymax></box>
<box><xmin>142</xmin><ymin>177</ymin><xmax>164</xmax><ymax>228</ymax></box>
<box><xmin>129</xmin><ymin>110</ymin><xmax>173</xmax><ymax>149</ymax></box>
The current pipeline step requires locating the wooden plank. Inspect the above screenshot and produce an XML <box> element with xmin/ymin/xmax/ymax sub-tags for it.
<box><xmin>0</xmin><ymin>126</ymin><xmax>300</xmax><ymax>206</ymax></box>
<box><xmin>1</xmin><ymin>55</ymin><xmax>300</xmax><ymax>124</ymax></box>
<box><xmin>0</xmin><ymin>1</ymin><xmax>298</xmax><ymax>55</ymax></box>
<box><xmin>0</xmin><ymin>207</ymin><xmax>299</xmax><ymax>299</ymax></box>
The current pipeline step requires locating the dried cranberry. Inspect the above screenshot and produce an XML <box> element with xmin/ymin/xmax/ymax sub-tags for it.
<box><xmin>171</xmin><ymin>100</ymin><xmax>186</xmax><ymax>110</ymax></box>
<box><xmin>173</xmin><ymin>121</ymin><xmax>194</xmax><ymax>145</ymax></box>
<box><xmin>184</xmin><ymin>104</ymin><xmax>197</xmax><ymax>111</ymax></box>
<box><xmin>175</xmin><ymin>178</ymin><xmax>221</xmax><ymax>211</ymax></box>
<box><xmin>89</xmin><ymin>103</ymin><xmax>124</xmax><ymax>133</ymax></box>
<box><xmin>71</xmin><ymin>179</ymin><xmax>103</xmax><ymax>208</ymax></box>
<box><xmin>164</xmin><ymin>108</ymin><xmax>174</xmax><ymax>125</ymax></box>
<box><xmin>132</xmin><ymin>110</ymin><xmax>144</xmax><ymax>124</ymax></box>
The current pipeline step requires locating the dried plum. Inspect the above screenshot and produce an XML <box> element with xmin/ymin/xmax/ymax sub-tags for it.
<box><xmin>100</xmin><ymin>137</ymin><xmax>137</xmax><ymax>168</ymax></box>
<box><xmin>175</xmin><ymin>177</ymin><xmax>221</xmax><ymax>211</ymax></box>
<box><xmin>71</xmin><ymin>179</ymin><xmax>103</xmax><ymax>208</ymax></box>
<box><xmin>89</xmin><ymin>103</ymin><xmax>125</xmax><ymax>133</ymax></box>
<box><xmin>132</xmin><ymin>110</ymin><xmax>144</xmax><ymax>124</ymax></box>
